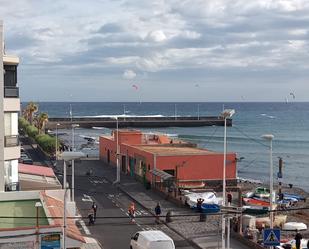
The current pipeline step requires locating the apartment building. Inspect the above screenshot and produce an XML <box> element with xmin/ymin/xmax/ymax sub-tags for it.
<box><xmin>0</xmin><ymin>21</ymin><xmax>20</xmax><ymax>192</ymax></box>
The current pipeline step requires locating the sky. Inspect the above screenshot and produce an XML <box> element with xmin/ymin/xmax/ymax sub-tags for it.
<box><xmin>1</xmin><ymin>0</ymin><xmax>309</xmax><ymax>102</ymax></box>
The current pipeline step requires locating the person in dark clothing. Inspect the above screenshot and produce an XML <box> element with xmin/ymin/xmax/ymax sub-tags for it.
<box><xmin>88</xmin><ymin>209</ymin><xmax>95</xmax><ymax>225</ymax></box>
<box><xmin>227</xmin><ymin>192</ymin><xmax>232</xmax><ymax>205</ymax></box>
<box><xmin>295</xmin><ymin>230</ymin><xmax>302</xmax><ymax>249</ymax></box>
<box><xmin>196</xmin><ymin>198</ymin><xmax>204</xmax><ymax>213</ymax></box>
<box><xmin>154</xmin><ymin>203</ymin><xmax>161</xmax><ymax>224</ymax></box>
<box><xmin>92</xmin><ymin>202</ymin><xmax>98</xmax><ymax>221</ymax></box>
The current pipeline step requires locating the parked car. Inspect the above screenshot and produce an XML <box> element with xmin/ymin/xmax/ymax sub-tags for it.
<box><xmin>130</xmin><ymin>230</ymin><xmax>175</xmax><ymax>249</ymax></box>
<box><xmin>22</xmin><ymin>158</ymin><xmax>33</xmax><ymax>165</ymax></box>
<box><xmin>20</xmin><ymin>153</ymin><xmax>29</xmax><ymax>159</ymax></box>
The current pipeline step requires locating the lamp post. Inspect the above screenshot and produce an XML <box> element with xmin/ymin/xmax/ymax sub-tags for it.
<box><xmin>112</xmin><ymin>117</ymin><xmax>120</xmax><ymax>184</ymax></box>
<box><xmin>35</xmin><ymin>202</ymin><xmax>42</xmax><ymax>249</ymax></box>
<box><xmin>71</xmin><ymin>124</ymin><xmax>79</xmax><ymax>202</ymax></box>
<box><xmin>55</xmin><ymin>123</ymin><xmax>60</xmax><ymax>160</ymax></box>
<box><xmin>197</xmin><ymin>103</ymin><xmax>200</xmax><ymax>120</ymax></box>
<box><xmin>262</xmin><ymin>134</ymin><xmax>274</xmax><ymax>234</ymax></box>
<box><xmin>221</xmin><ymin>109</ymin><xmax>235</xmax><ymax>249</ymax></box>
<box><xmin>116</xmin><ymin>117</ymin><xmax>120</xmax><ymax>183</ymax></box>
<box><xmin>59</xmin><ymin>152</ymin><xmax>85</xmax><ymax>249</ymax></box>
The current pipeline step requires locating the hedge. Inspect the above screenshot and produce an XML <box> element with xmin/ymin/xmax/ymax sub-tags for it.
<box><xmin>19</xmin><ymin>117</ymin><xmax>59</xmax><ymax>155</ymax></box>
<box><xmin>35</xmin><ymin>134</ymin><xmax>57</xmax><ymax>154</ymax></box>
<box><xmin>26</xmin><ymin>125</ymin><xmax>39</xmax><ymax>139</ymax></box>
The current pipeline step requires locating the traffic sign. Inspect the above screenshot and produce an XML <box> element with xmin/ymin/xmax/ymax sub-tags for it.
<box><xmin>263</xmin><ymin>228</ymin><xmax>280</xmax><ymax>246</ymax></box>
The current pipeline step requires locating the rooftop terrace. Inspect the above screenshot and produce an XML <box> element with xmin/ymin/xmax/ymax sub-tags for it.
<box><xmin>0</xmin><ymin>199</ymin><xmax>48</xmax><ymax>229</ymax></box>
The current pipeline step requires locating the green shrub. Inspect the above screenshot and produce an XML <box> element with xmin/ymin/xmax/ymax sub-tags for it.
<box><xmin>26</xmin><ymin>125</ymin><xmax>39</xmax><ymax>138</ymax></box>
<box><xmin>35</xmin><ymin>134</ymin><xmax>56</xmax><ymax>154</ymax></box>
<box><xmin>18</xmin><ymin>117</ymin><xmax>30</xmax><ymax>130</ymax></box>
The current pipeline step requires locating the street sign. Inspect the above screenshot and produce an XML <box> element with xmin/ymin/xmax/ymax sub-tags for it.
<box><xmin>263</xmin><ymin>228</ymin><xmax>280</xmax><ymax>246</ymax></box>
<box><xmin>41</xmin><ymin>233</ymin><xmax>61</xmax><ymax>249</ymax></box>
<box><xmin>277</xmin><ymin>172</ymin><xmax>282</xmax><ymax>179</ymax></box>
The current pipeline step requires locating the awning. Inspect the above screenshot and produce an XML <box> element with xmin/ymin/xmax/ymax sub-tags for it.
<box><xmin>149</xmin><ymin>169</ymin><xmax>174</xmax><ymax>181</ymax></box>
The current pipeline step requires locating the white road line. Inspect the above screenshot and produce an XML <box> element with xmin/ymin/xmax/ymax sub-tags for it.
<box><xmin>79</xmin><ymin>220</ymin><xmax>91</xmax><ymax>235</ymax></box>
<box><xmin>120</xmin><ymin>208</ymin><xmax>124</xmax><ymax>212</ymax></box>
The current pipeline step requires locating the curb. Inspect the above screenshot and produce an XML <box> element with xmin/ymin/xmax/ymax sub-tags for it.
<box><xmin>100</xmin><ymin>168</ymin><xmax>203</xmax><ymax>249</ymax></box>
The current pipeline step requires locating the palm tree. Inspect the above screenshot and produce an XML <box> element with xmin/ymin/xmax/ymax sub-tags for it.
<box><xmin>25</xmin><ymin>102</ymin><xmax>38</xmax><ymax>125</ymax></box>
<box><xmin>37</xmin><ymin>112</ymin><xmax>49</xmax><ymax>134</ymax></box>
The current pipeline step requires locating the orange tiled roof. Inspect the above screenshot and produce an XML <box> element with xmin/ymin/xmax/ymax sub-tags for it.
<box><xmin>19</xmin><ymin>164</ymin><xmax>55</xmax><ymax>177</ymax></box>
<box><xmin>41</xmin><ymin>191</ymin><xmax>85</xmax><ymax>243</ymax></box>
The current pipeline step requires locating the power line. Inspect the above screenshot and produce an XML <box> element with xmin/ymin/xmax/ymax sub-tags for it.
<box><xmin>233</xmin><ymin>125</ymin><xmax>269</xmax><ymax>148</ymax></box>
<box><xmin>0</xmin><ymin>205</ymin><xmax>308</xmax><ymax>219</ymax></box>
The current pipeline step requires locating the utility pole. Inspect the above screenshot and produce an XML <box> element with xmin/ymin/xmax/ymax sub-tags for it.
<box><xmin>278</xmin><ymin>157</ymin><xmax>283</xmax><ymax>199</ymax></box>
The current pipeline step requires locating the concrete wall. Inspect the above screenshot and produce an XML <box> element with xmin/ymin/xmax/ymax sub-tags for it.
<box><xmin>157</xmin><ymin>153</ymin><xmax>237</xmax><ymax>182</ymax></box>
<box><xmin>0</xmin><ymin>21</ymin><xmax>4</xmax><ymax>192</ymax></box>
<box><xmin>0</xmin><ymin>190</ymin><xmax>39</xmax><ymax>201</ymax></box>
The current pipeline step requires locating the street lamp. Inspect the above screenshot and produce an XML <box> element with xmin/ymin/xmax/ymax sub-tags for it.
<box><xmin>112</xmin><ymin>117</ymin><xmax>120</xmax><ymax>184</ymax></box>
<box><xmin>59</xmin><ymin>151</ymin><xmax>85</xmax><ymax>249</ymax></box>
<box><xmin>55</xmin><ymin>123</ymin><xmax>60</xmax><ymax>160</ymax></box>
<box><xmin>71</xmin><ymin>124</ymin><xmax>79</xmax><ymax>202</ymax></box>
<box><xmin>262</xmin><ymin>134</ymin><xmax>274</xmax><ymax>233</ymax></box>
<box><xmin>221</xmin><ymin>109</ymin><xmax>235</xmax><ymax>249</ymax></box>
<box><xmin>35</xmin><ymin>202</ymin><xmax>42</xmax><ymax>249</ymax></box>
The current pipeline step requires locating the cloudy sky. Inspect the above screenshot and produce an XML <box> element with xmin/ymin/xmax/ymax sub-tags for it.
<box><xmin>1</xmin><ymin>0</ymin><xmax>309</xmax><ymax>102</ymax></box>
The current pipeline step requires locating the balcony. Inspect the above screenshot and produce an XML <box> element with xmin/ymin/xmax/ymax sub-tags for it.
<box><xmin>4</xmin><ymin>86</ymin><xmax>19</xmax><ymax>98</ymax></box>
<box><xmin>5</xmin><ymin>182</ymin><xmax>20</xmax><ymax>191</ymax></box>
<box><xmin>4</xmin><ymin>135</ymin><xmax>19</xmax><ymax>147</ymax></box>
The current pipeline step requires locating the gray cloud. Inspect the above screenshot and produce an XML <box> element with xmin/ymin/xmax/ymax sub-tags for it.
<box><xmin>1</xmin><ymin>0</ymin><xmax>309</xmax><ymax>101</ymax></box>
<box><xmin>97</xmin><ymin>23</ymin><xmax>125</xmax><ymax>33</ymax></box>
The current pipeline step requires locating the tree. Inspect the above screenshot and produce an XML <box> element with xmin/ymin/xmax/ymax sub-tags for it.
<box><xmin>25</xmin><ymin>102</ymin><xmax>38</xmax><ymax>125</ymax></box>
<box><xmin>36</xmin><ymin>112</ymin><xmax>49</xmax><ymax>134</ymax></box>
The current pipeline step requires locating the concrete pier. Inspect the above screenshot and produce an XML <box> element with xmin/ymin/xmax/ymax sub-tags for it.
<box><xmin>47</xmin><ymin>116</ymin><xmax>232</xmax><ymax>129</ymax></box>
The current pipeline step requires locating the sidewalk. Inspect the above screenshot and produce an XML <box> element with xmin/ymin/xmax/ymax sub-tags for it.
<box><xmin>82</xmin><ymin>237</ymin><xmax>103</xmax><ymax>249</ymax></box>
<box><xmin>81</xmin><ymin>160</ymin><xmax>249</xmax><ymax>249</ymax></box>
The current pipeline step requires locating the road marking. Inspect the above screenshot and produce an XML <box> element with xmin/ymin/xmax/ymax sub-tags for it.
<box><xmin>82</xmin><ymin>194</ymin><xmax>93</xmax><ymax>202</ymax></box>
<box><xmin>79</xmin><ymin>220</ymin><xmax>91</xmax><ymax>235</ymax></box>
<box><xmin>120</xmin><ymin>208</ymin><xmax>124</xmax><ymax>212</ymax></box>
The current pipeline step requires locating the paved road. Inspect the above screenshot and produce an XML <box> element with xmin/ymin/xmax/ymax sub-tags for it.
<box><xmin>57</xmin><ymin>162</ymin><xmax>195</xmax><ymax>249</ymax></box>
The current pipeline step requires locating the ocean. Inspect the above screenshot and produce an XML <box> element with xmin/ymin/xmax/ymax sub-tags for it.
<box><xmin>23</xmin><ymin>102</ymin><xmax>309</xmax><ymax>191</ymax></box>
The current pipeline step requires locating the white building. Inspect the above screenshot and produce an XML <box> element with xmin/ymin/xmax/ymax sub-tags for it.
<box><xmin>0</xmin><ymin>21</ymin><xmax>20</xmax><ymax>191</ymax></box>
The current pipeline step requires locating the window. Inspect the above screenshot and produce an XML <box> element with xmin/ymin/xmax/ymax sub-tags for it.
<box><xmin>4</xmin><ymin>112</ymin><xmax>18</xmax><ymax>136</ymax></box>
<box><xmin>132</xmin><ymin>233</ymin><xmax>139</xmax><ymax>241</ymax></box>
<box><xmin>163</xmin><ymin>169</ymin><xmax>175</xmax><ymax>176</ymax></box>
<box><xmin>4</xmin><ymin>160</ymin><xmax>18</xmax><ymax>184</ymax></box>
<box><xmin>4</xmin><ymin>65</ymin><xmax>17</xmax><ymax>87</ymax></box>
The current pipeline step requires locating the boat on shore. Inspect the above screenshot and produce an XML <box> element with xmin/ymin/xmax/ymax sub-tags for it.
<box><xmin>193</xmin><ymin>203</ymin><xmax>220</xmax><ymax>214</ymax></box>
<box><xmin>242</xmin><ymin>197</ymin><xmax>270</xmax><ymax>207</ymax></box>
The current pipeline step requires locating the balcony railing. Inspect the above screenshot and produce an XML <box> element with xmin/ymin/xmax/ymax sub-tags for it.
<box><xmin>4</xmin><ymin>86</ymin><xmax>19</xmax><ymax>98</ymax></box>
<box><xmin>5</xmin><ymin>182</ymin><xmax>19</xmax><ymax>191</ymax></box>
<box><xmin>4</xmin><ymin>135</ymin><xmax>19</xmax><ymax>147</ymax></box>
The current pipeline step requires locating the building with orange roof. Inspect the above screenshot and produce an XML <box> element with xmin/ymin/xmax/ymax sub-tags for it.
<box><xmin>99</xmin><ymin>129</ymin><xmax>237</xmax><ymax>192</ymax></box>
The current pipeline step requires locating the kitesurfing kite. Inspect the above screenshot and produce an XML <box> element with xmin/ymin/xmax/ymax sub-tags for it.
<box><xmin>132</xmin><ymin>84</ymin><xmax>138</xmax><ymax>90</ymax></box>
<box><xmin>290</xmin><ymin>92</ymin><xmax>295</xmax><ymax>99</ymax></box>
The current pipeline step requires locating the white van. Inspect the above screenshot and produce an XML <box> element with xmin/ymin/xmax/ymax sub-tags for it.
<box><xmin>130</xmin><ymin>230</ymin><xmax>175</xmax><ymax>249</ymax></box>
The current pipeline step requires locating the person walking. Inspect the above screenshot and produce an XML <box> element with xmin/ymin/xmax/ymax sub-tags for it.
<box><xmin>154</xmin><ymin>203</ymin><xmax>161</xmax><ymax>224</ymax></box>
<box><xmin>196</xmin><ymin>198</ymin><xmax>204</xmax><ymax>213</ymax></box>
<box><xmin>295</xmin><ymin>230</ymin><xmax>302</xmax><ymax>249</ymax></box>
<box><xmin>227</xmin><ymin>192</ymin><xmax>232</xmax><ymax>206</ymax></box>
<box><xmin>128</xmin><ymin>202</ymin><xmax>136</xmax><ymax>223</ymax></box>
<box><xmin>92</xmin><ymin>202</ymin><xmax>98</xmax><ymax>221</ymax></box>
<box><xmin>88</xmin><ymin>208</ymin><xmax>95</xmax><ymax>225</ymax></box>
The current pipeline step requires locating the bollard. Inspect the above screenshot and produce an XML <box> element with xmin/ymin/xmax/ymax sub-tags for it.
<box><xmin>200</xmin><ymin>213</ymin><xmax>207</xmax><ymax>222</ymax></box>
<box><xmin>166</xmin><ymin>211</ymin><xmax>172</xmax><ymax>223</ymax></box>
